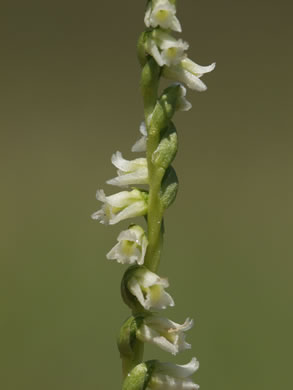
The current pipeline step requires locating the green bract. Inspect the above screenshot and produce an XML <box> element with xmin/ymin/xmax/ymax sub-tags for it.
<box><xmin>149</xmin><ymin>84</ymin><xmax>180</xmax><ymax>136</ymax></box>
<box><xmin>160</xmin><ymin>166</ymin><xmax>179</xmax><ymax>210</ymax></box>
<box><xmin>118</xmin><ymin>316</ymin><xmax>144</xmax><ymax>359</ymax></box>
<box><xmin>122</xmin><ymin>361</ymin><xmax>156</xmax><ymax>390</ymax></box>
<box><xmin>152</xmin><ymin>122</ymin><xmax>178</xmax><ymax>170</ymax></box>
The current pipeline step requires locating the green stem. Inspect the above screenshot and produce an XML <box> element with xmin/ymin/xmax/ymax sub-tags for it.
<box><xmin>141</xmin><ymin>57</ymin><xmax>164</xmax><ymax>273</ymax></box>
<box><xmin>121</xmin><ymin>58</ymin><xmax>161</xmax><ymax>382</ymax></box>
<box><xmin>122</xmin><ymin>341</ymin><xmax>144</xmax><ymax>381</ymax></box>
<box><xmin>144</xmin><ymin>137</ymin><xmax>165</xmax><ymax>272</ymax></box>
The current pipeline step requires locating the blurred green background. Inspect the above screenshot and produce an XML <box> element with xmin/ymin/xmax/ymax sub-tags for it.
<box><xmin>1</xmin><ymin>0</ymin><xmax>292</xmax><ymax>389</ymax></box>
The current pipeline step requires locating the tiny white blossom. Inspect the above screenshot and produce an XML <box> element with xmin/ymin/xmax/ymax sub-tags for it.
<box><xmin>127</xmin><ymin>267</ymin><xmax>174</xmax><ymax>311</ymax></box>
<box><xmin>145</xmin><ymin>30</ymin><xmax>189</xmax><ymax>67</ymax></box>
<box><xmin>132</xmin><ymin>121</ymin><xmax>148</xmax><ymax>153</ymax></box>
<box><xmin>107</xmin><ymin>151</ymin><xmax>148</xmax><ymax>187</ymax></box>
<box><xmin>146</xmin><ymin>358</ymin><xmax>200</xmax><ymax>390</ymax></box>
<box><xmin>137</xmin><ymin>316</ymin><xmax>193</xmax><ymax>355</ymax></box>
<box><xmin>145</xmin><ymin>0</ymin><xmax>182</xmax><ymax>33</ymax></box>
<box><xmin>163</xmin><ymin>58</ymin><xmax>216</xmax><ymax>92</ymax></box>
<box><xmin>91</xmin><ymin>189</ymin><xmax>148</xmax><ymax>225</ymax></box>
<box><xmin>106</xmin><ymin>225</ymin><xmax>148</xmax><ymax>265</ymax></box>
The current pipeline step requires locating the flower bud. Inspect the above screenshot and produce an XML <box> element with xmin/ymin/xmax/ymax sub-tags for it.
<box><xmin>121</xmin><ymin>266</ymin><xmax>174</xmax><ymax>312</ymax></box>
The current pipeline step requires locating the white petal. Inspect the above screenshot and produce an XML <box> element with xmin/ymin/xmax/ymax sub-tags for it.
<box><xmin>145</xmin><ymin>287</ymin><xmax>174</xmax><ymax>311</ymax></box>
<box><xmin>132</xmin><ymin>136</ymin><xmax>147</xmax><ymax>153</ymax></box>
<box><xmin>144</xmin><ymin>1</ymin><xmax>152</xmax><ymax>27</ymax></box>
<box><xmin>128</xmin><ymin>277</ymin><xmax>146</xmax><ymax>307</ymax></box>
<box><xmin>109</xmin><ymin>200</ymin><xmax>148</xmax><ymax>225</ymax></box>
<box><xmin>146</xmin><ymin>38</ymin><xmax>164</xmax><ymax>67</ymax></box>
<box><xmin>181</xmin><ymin>58</ymin><xmax>216</xmax><ymax>76</ymax></box>
<box><xmin>175</xmin><ymin>83</ymin><xmax>192</xmax><ymax>111</ymax></box>
<box><xmin>145</xmin><ymin>316</ymin><xmax>194</xmax><ymax>332</ymax></box>
<box><xmin>111</xmin><ymin>151</ymin><xmax>147</xmax><ymax>172</ymax></box>
<box><xmin>107</xmin><ymin>168</ymin><xmax>149</xmax><ymax>187</ymax></box>
<box><xmin>106</xmin><ymin>189</ymin><xmax>142</xmax><ymax>207</ymax></box>
<box><xmin>163</xmin><ymin>65</ymin><xmax>208</xmax><ymax>92</ymax></box>
<box><xmin>157</xmin><ymin>358</ymin><xmax>199</xmax><ymax>378</ymax></box>
<box><xmin>137</xmin><ymin>268</ymin><xmax>165</xmax><ymax>288</ymax></box>
<box><xmin>140</xmin><ymin>121</ymin><xmax>147</xmax><ymax>136</ymax></box>
<box><xmin>139</xmin><ymin>235</ymin><xmax>148</xmax><ymax>265</ymax></box>
<box><xmin>91</xmin><ymin>209</ymin><xmax>106</xmax><ymax>222</ymax></box>
<box><xmin>150</xmin><ymin>374</ymin><xmax>199</xmax><ymax>390</ymax></box>
<box><xmin>137</xmin><ymin>324</ymin><xmax>179</xmax><ymax>355</ymax></box>
<box><xmin>96</xmin><ymin>189</ymin><xmax>106</xmax><ymax>202</ymax></box>
<box><xmin>117</xmin><ymin>228</ymin><xmax>141</xmax><ymax>243</ymax></box>
<box><xmin>170</xmin><ymin>15</ymin><xmax>182</xmax><ymax>33</ymax></box>
<box><xmin>161</xmin><ymin>47</ymin><xmax>187</xmax><ymax>67</ymax></box>
<box><xmin>131</xmin><ymin>121</ymin><xmax>148</xmax><ymax>153</ymax></box>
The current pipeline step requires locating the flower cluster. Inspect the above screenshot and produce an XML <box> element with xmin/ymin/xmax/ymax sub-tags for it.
<box><xmin>92</xmin><ymin>0</ymin><xmax>214</xmax><ymax>388</ymax></box>
<box><xmin>143</xmin><ymin>1</ymin><xmax>215</xmax><ymax>93</ymax></box>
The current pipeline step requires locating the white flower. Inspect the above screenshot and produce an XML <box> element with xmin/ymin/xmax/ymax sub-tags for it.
<box><xmin>91</xmin><ymin>189</ymin><xmax>148</xmax><ymax>225</ymax></box>
<box><xmin>145</xmin><ymin>0</ymin><xmax>182</xmax><ymax>32</ymax></box>
<box><xmin>127</xmin><ymin>267</ymin><xmax>174</xmax><ymax>311</ymax></box>
<box><xmin>145</xmin><ymin>30</ymin><xmax>189</xmax><ymax>67</ymax></box>
<box><xmin>107</xmin><ymin>151</ymin><xmax>148</xmax><ymax>187</ymax></box>
<box><xmin>132</xmin><ymin>121</ymin><xmax>148</xmax><ymax>153</ymax></box>
<box><xmin>147</xmin><ymin>358</ymin><xmax>200</xmax><ymax>390</ymax></box>
<box><xmin>163</xmin><ymin>58</ymin><xmax>216</xmax><ymax>92</ymax></box>
<box><xmin>106</xmin><ymin>225</ymin><xmax>148</xmax><ymax>265</ymax></box>
<box><xmin>137</xmin><ymin>316</ymin><xmax>193</xmax><ymax>355</ymax></box>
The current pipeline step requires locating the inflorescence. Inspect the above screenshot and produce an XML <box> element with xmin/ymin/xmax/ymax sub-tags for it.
<box><xmin>92</xmin><ymin>1</ymin><xmax>215</xmax><ymax>389</ymax></box>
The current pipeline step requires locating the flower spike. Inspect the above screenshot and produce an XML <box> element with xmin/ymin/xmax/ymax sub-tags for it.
<box><xmin>92</xmin><ymin>0</ymin><xmax>215</xmax><ymax>385</ymax></box>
